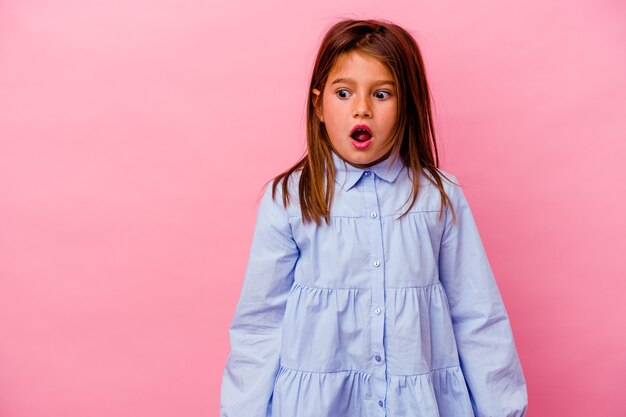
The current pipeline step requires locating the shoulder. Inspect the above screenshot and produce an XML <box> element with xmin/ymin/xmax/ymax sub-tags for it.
<box><xmin>437</xmin><ymin>168</ymin><xmax>461</xmax><ymax>192</ymax></box>
<box><xmin>418</xmin><ymin>167</ymin><xmax>461</xmax><ymax>194</ymax></box>
<box><xmin>259</xmin><ymin>170</ymin><xmax>302</xmax><ymax>217</ymax></box>
<box><xmin>418</xmin><ymin>167</ymin><xmax>467</xmax><ymax>213</ymax></box>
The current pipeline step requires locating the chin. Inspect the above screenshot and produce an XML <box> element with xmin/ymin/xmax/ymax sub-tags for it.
<box><xmin>348</xmin><ymin>155</ymin><xmax>378</xmax><ymax>167</ymax></box>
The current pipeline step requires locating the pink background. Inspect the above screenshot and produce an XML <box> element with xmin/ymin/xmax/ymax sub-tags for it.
<box><xmin>1</xmin><ymin>1</ymin><xmax>625</xmax><ymax>416</ymax></box>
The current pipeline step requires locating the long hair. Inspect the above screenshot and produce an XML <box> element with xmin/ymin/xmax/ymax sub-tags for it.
<box><xmin>268</xmin><ymin>18</ymin><xmax>458</xmax><ymax>226</ymax></box>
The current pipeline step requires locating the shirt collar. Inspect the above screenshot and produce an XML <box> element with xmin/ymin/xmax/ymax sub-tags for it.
<box><xmin>331</xmin><ymin>149</ymin><xmax>405</xmax><ymax>192</ymax></box>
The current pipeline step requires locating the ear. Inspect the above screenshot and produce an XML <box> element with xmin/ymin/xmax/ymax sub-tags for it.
<box><xmin>311</xmin><ymin>88</ymin><xmax>324</xmax><ymax>123</ymax></box>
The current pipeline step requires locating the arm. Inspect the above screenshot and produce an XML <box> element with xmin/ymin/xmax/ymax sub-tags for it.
<box><xmin>438</xmin><ymin>175</ymin><xmax>528</xmax><ymax>417</ymax></box>
<box><xmin>220</xmin><ymin>182</ymin><xmax>299</xmax><ymax>417</ymax></box>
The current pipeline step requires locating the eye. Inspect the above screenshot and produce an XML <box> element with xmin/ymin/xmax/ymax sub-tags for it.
<box><xmin>336</xmin><ymin>88</ymin><xmax>351</xmax><ymax>99</ymax></box>
<box><xmin>375</xmin><ymin>90</ymin><xmax>392</xmax><ymax>99</ymax></box>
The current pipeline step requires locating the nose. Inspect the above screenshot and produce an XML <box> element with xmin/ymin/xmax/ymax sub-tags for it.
<box><xmin>353</xmin><ymin>93</ymin><xmax>372</xmax><ymax>118</ymax></box>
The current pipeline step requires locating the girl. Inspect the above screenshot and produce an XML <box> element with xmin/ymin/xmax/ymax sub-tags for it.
<box><xmin>220</xmin><ymin>19</ymin><xmax>528</xmax><ymax>417</ymax></box>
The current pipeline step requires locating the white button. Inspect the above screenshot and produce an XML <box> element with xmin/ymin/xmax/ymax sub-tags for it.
<box><xmin>370</xmin><ymin>211</ymin><xmax>377</xmax><ymax>218</ymax></box>
<box><xmin>373</xmin><ymin>260</ymin><xmax>380</xmax><ymax>267</ymax></box>
<box><xmin>364</xmin><ymin>171</ymin><xmax>371</xmax><ymax>176</ymax></box>
<box><xmin>374</xmin><ymin>307</ymin><xmax>381</xmax><ymax>315</ymax></box>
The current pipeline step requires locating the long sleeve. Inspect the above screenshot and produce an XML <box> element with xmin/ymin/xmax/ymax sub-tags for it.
<box><xmin>438</xmin><ymin>176</ymin><xmax>528</xmax><ymax>417</ymax></box>
<box><xmin>220</xmin><ymin>182</ymin><xmax>299</xmax><ymax>417</ymax></box>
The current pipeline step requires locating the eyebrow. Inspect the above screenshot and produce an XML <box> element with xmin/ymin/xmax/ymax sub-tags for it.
<box><xmin>330</xmin><ymin>77</ymin><xmax>396</xmax><ymax>87</ymax></box>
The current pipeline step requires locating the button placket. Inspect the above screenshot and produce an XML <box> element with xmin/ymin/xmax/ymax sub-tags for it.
<box><xmin>363</xmin><ymin>175</ymin><xmax>387</xmax><ymax>414</ymax></box>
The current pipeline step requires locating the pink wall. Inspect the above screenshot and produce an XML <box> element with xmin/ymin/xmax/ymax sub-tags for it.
<box><xmin>1</xmin><ymin>1</ymin><xmax>625</xmax><ymax>416</ymax></box>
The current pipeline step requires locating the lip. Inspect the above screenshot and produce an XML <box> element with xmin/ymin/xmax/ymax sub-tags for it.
<box><xmin>351</xmin><ymin>137</ymin><xmax>373</xmax><ymax>150</ymax></box>
<box><xmin>350</xmin><ymin>124</ymin><xmax>373</xmax><ymax>136</ymax></box>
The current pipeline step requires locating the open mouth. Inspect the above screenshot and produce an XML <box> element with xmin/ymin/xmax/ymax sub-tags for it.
<box><xmin>350</xmin><ymin>124</ymin><xmax>373</xmax><ymax>149</ymax></box>
<box><xmin>350</xmin><ymin>123</ymin><xmax>373</xmax><ymax>141</ymax></box>
<box><xmin>350</xmin><ymin>130</ymin><xmax>373</xmax><ymax>150</ymax></box>
<box><xmin>351</xmin><ymin>130</ymin><xmax>373</xmax><ymax>142</ymax></box>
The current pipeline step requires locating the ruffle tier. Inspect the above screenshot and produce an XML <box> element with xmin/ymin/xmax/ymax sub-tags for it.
<box><xmin>273</xmin><ymin>282</ymin><xmax>475</xmax><ymax>416</ymax></box>
<box><xmin>280</xmin><ymin>282</ymin><xmax>461</xmax><ymax>375</ymax></box>
<box><xmin>271</xmin><ymin>365</ymin><xmax>474</xmax><ymax>417</ymax></box>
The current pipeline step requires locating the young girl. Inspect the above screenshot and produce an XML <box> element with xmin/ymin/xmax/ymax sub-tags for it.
<box><xmin>220</xmin><ymin>19</ymin><xmax>528</xmax><ymax>417</ymax></box>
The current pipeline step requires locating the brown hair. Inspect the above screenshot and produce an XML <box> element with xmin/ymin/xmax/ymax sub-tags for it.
<box><xmin>267</xmin><ymin>18</ymin><xmax>458</xmax><ymax>226</ymax></box>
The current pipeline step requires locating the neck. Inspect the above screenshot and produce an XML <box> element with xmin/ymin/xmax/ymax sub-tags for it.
<box><xmin>345</xmin><ymin>149</ymin><xmax>394</xmax><ymax>169</ymax></box>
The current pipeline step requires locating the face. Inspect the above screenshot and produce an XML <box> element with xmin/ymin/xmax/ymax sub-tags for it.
<box><xmin>312</xmin><ymin>50</ymin><xmax>398</xmax><ymax>168</ymax></box>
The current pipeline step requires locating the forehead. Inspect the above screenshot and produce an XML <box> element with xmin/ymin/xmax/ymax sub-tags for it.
<box><xmin>328</xmin><ymin>50</ymin><xmax>393</xmax><ymax>79</ymax></box>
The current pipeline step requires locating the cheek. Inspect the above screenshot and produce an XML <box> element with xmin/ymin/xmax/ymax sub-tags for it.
<box><xmin>322</xmin><ymin>101</ymin><xmax>344</xmax><ymax>136</ymax></box>
<box><xmin>380</xmin><ymin>105</ymin><xmax>398</xmax><ymax>133</ymax></box>
<box><xmin>324</xmin><ymin>120</ymin><xmax>344</xmax><ymax>143</ymax></box>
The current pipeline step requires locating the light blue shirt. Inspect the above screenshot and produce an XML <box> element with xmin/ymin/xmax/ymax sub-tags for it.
<box><xmin>220</xmin><ymin>149</ymin><xmax>528</xmax><ymax>417</ymax></box>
